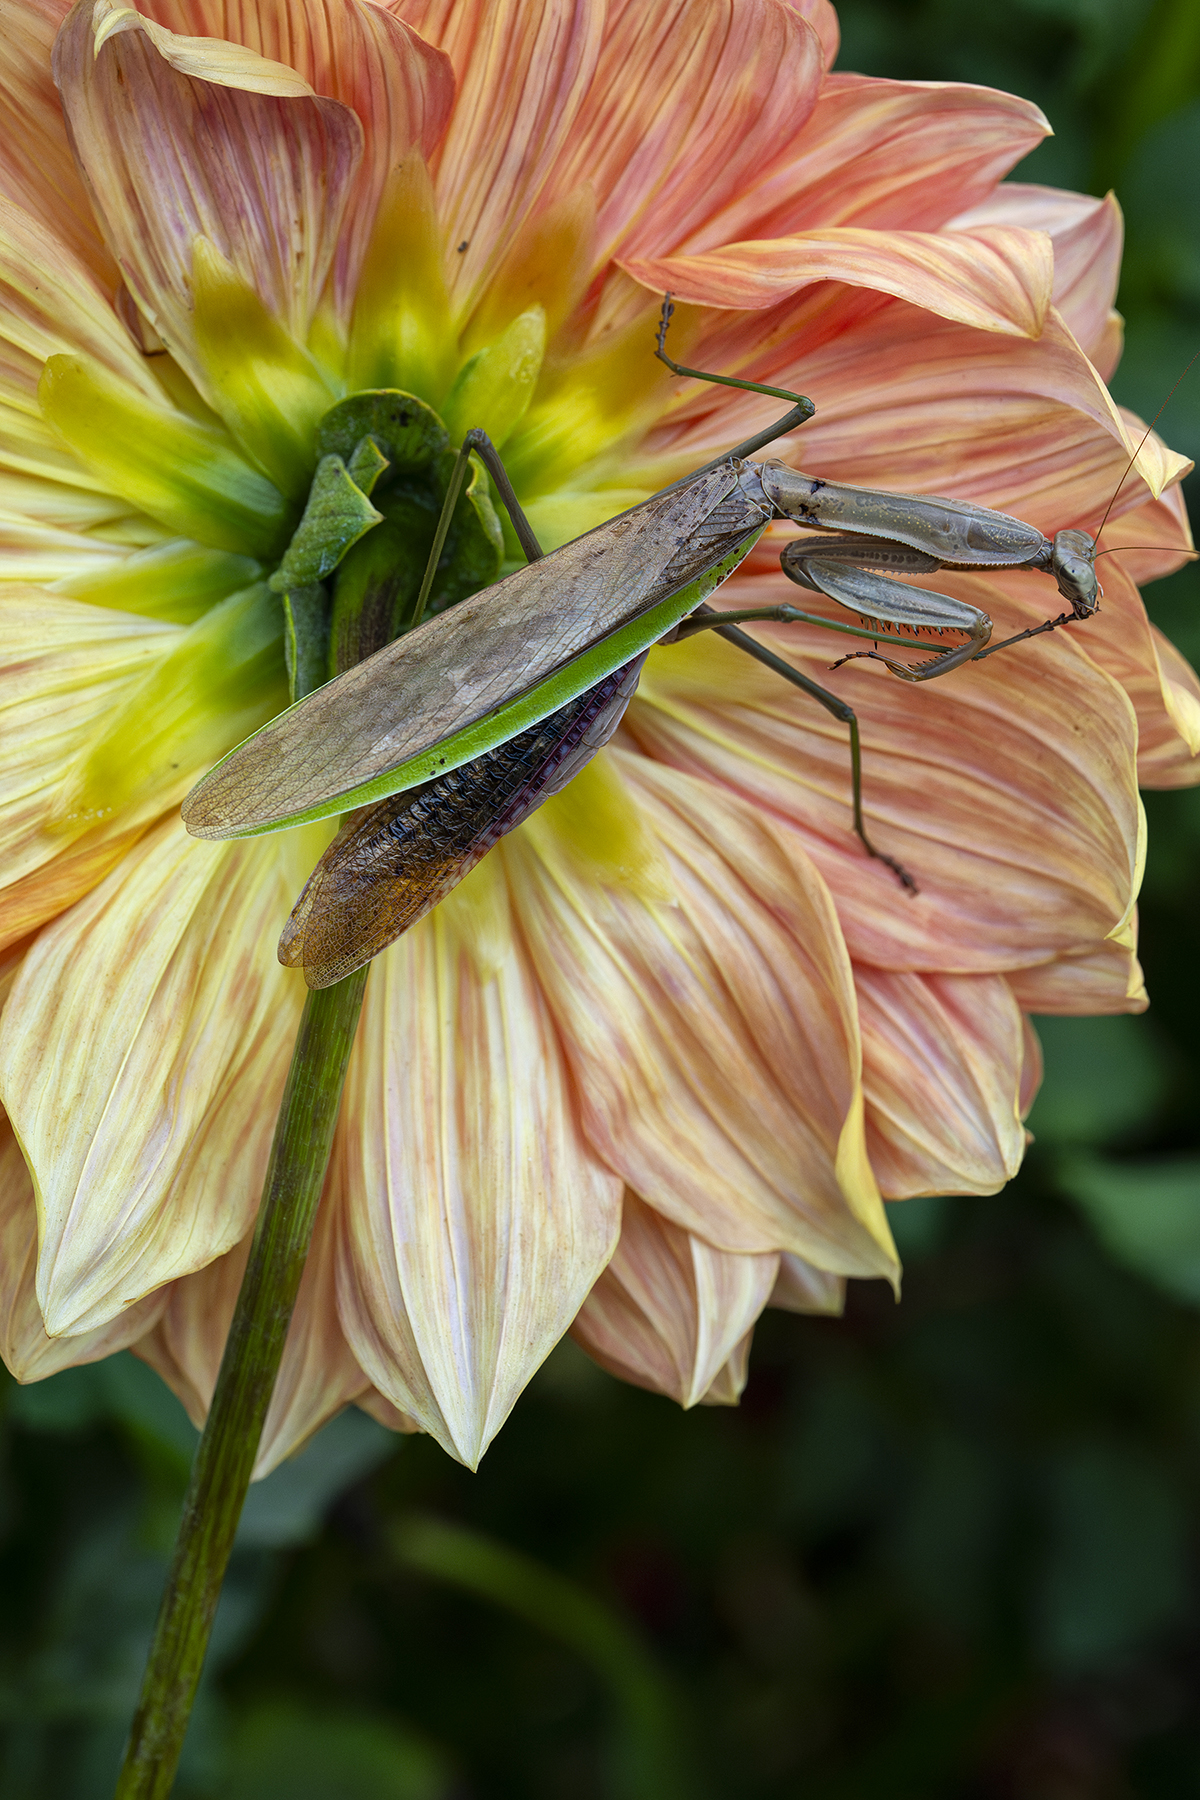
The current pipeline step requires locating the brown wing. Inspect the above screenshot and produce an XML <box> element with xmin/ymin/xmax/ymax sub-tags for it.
<box><xmin>280</xmin><ymin>660</ymin><xmax>645</xmax><ymax>987</ymax></box>
<box><xmin>185</xmin><ymin>462</ymin><xmax>764</xmax><ymax>837</ymax></box>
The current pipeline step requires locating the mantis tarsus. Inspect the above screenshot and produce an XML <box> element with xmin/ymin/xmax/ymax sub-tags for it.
<box><xmin>184</xmin><ymin>298</ymin><xmax>1121</xmax><ymax>988</ymax></box>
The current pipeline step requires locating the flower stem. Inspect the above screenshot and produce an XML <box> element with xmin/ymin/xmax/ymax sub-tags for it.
<box><xmin>113</xmin><ymin>968</ymin><xmax>369</xmax><ymax>1800</ymax></box>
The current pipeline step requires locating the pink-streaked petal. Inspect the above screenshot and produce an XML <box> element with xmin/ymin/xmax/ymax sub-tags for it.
<box><xmin>0</xmin><ymin>0</ymin><xmax>114</xmax><ymax>279</ymax></box>
<box><xmin>0</xmin><ymin>191</ymin><xmax>168</xmax><ymax>494</ymax></box>
<box><xmin>0</xmin><ymin>1110</ymin><xmax>167</xmax><ymax>1381</ymax></box>
<box><xmin>689</xmin><ymin>75</ymin><xmax>1048</xmax><ymax>249</ymax></box>
<box><xmin>781</xmin><ymin>0</ymin><xmax>838</xmax><ymax>66</ymax></box>
<box><xmin>625</xmin><ymin>225</ymin><xmax>1053</xmax><ymax>337</ymax></box>
<box><xmin>628</xmin><ymin>617</ymin><xmax>1141</xmax><ymax>977</ymax></box>
<box><xmin>856</xmin><ymin>968</ymin><xmax>1026</xmax><ymax>1198</ymax></box>
<box><xmin>333</xmin><ymin>857</ymin><xmax>622</xmax><ymax>1468</ymax></box>
<box><xmin>508</xmin><ymin>752</ymin><xmax>899</xmax><ymax>1278</ymax></box>
<box><xmin>135</xmin><ymin>1190</ymin><xmax>373</xmax><ymax>1480</ymax></box>
<box><xmin>394</xmin><ymin>0</ymin><xmax>604</xmax><ymax>319</ymax></box>
<box><xmin>546</xmin><ymin>0</ymin><xmax>822</xmax><ymax>275</ymax></box>
<box><xmin>1007</xmin><ymin>940</ymin><xmax>1148</xmax><ymax>1016</ymax></box>
<box><xmin>54</xmin><ymin>0</ymin><xmax>363</xmax><ymax>386</ymax></box>
<box><xmin>950</xmin><ymin>184</ymin><xmax>1123</xmax><ymax>372</ymax></box>
<box><xmin>0</xmin><ymin>590</ymin><xmax>180</xmax><ymax>949</ymax></box>
<box><xmin>572</xmin><ymin>1192</ymin><xmax>778</xmax><ymax>1408</ymax></box>
<box><xmin>769</xmin><ymin>1251</ymin><xmax>845</xmax><ymax>1314</ymax></box>
<box><xmin>141</xmin><ymin>0</ymin><xmax>454</xmax><ymax>312</ymax></box>
<box><xmin>0</xmin><ymin>814</ymin><xmax>311</xmax><ymax>1336</ymax></box>
<box><xmin>643</xmin><ymin>306</ymin><xmax>1184</xmax><ymax>521</ymax></box>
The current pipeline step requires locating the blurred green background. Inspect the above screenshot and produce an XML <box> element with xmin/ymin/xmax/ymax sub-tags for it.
<box><xmin>5</xmin><ymin>1</ymin><xmax>1200</xmax><ymax>1794</ymax></box>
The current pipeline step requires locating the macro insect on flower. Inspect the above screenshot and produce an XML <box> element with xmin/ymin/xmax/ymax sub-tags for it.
<box><xmin>0</xmin><ymin>0</ymin><xmax>1196</xmax><ymax>1473</ymax></box>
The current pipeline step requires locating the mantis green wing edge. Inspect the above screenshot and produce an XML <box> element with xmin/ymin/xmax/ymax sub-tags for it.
<box><xmin>183</xmin><ymin>463</ymin><xmax>768</xmax><ymax>840</ymax></box>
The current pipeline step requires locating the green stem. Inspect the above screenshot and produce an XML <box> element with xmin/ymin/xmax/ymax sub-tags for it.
<box><xmin>114</xmin><ymin>969</ymin><xmax>368</xmax><ymax>1800</ymax></box>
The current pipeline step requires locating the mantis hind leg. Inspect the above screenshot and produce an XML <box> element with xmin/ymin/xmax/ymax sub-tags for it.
<box><xmin>691</xmin><ymin>607</ymin><xmax>918</xmax><ymax>894</ymax></box>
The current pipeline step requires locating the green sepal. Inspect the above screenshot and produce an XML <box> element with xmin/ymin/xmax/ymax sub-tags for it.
<box><xmin>268</xmin><ymin>455</ymin><xmax>383</xmax><ymax>592</ymax></box>
<box><xmin>315</xmin><ymin>390</ymin><xmax>448</xmax><ymax>474</ymax></box>
<box><xmin>282</xmin><ymin>584</ymin><xmax>333</xmax><ymax>702</ymax></box>
<box><xmin>215</xmin><ymin>528</ymin><xmax>765</xmax><ymax>836</ymax></box>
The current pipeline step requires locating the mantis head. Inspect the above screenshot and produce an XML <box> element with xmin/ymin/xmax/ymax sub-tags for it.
<box><xmin>1050</xmin><ymin>529</ymin><xmax>1101</xmax><ymax>615</ymax></box>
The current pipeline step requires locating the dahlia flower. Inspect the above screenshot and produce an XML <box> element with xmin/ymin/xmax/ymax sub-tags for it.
<box><xmin>0</xmin><ymin>0</ymin><xmax>1195</xmax><ymax>1471</ymax></box>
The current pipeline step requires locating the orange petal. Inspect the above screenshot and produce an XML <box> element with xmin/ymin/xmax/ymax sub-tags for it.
<box><xmin>0</xmin><ymin>0</ymin><xmax>115</xmax><ymax>282</ymax></box>
<box><xmin>571</xmin><ymin>1190</ymin><xmax>778</xmax><ymax>1408</ymax></box>
<box><xmin>135</xmin><ymin>1186</ymin><xmax>373</xmax><ymax>1480</ymax></box>
<box><xmin>509</xmin><ymin>751</ymin><xmax>899</xmax><ymax>1278</ymax></box>
<box><xmin>53</xmin><ymin>0</ymin><xmax>363</xmax><ymax>387</ymax></box>
<box><xmin>0</xmin><ymin>1108</ymin><xmax>167</xmax><ymax>1381</ymax></box>
<box><xmin>625</xmin><ymin>226</ymin><xmax>1054</xmax><ymax>338</ymax></box>
<box><xmin>769</xmin><ymin>1251</ymin><xmax>845</xmax><ymax>1315</ymax></box>
<box><xmin>547</xmin><ymin>0</ymin><xmax>822</xmax><ymax>272</ymax></box>
<box><xmin>1008</xmin><ymin>940</ymin><xmax>1148</xmax><ymax>1015</ymax></box>
<box><xmin>0</xmin><ymin>589</ymin><xmax>180</xmax><ymax>949</ymax></box>
<box><xmin>397</xmin><ymin>0</ymin><xmax>604</xmax><ymax>320</ymax></box>
<box><xmin>693</xmin><ymin>75</ymin><xmax>1048</xmax><ymax>247</ymax></box>
<box><xmin>0</xmin><ymin>814</ymin><xmax>310</xmax><ymax>1335</ymax></box>
<box><xmin>856</xmin><ymin>968</ymin><xmax>1026</xmax><ymax>1198</ymax></box>
<box><xmin>139</xmin><ymin>0</ymin><xmax>454</xmax><ymax>310</ymax></box>
<box><xmin>331</xmin><ymin>855</ymin><xmax>622</xmax><ymax>1468</ymax></box>
<box><xmin>628</xmin><ymin>616</ymin><xmax>1142</xmax><ymax>977</ymax></box>
<box><xmin>950</xmin><ymin>184</ymin><xmax>1124</xmax><ymax>374</ymax></box>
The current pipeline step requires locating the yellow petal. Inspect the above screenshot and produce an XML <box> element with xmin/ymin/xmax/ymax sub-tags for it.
<box><xmin>571</xmin><ymin>1190</ymin><xmax>778</xmax><ymax>1408</ymax></box>
<box><xmin>0</xmin><ymin>1110</ymin><xmax>167</xmax><ymax>1382</ymax></box>
<box><xmin>510</xmin><ymin>752</ymin><xmax>899</xmax><ymax>1279</ymax></box>
<box><xmin>0</xmin><ymin>589</ymin><xmax>181</xmax><ymax>947</ymax></box>
<box><xmin>0</xmin><ymin>815</ymin><xmax>312</xmax><ymax>1335</ymax></box>
<box><xmin>856</xmin><ymin>968</ymin><xmax>1026</xmax><ymax>1198</ymax></box>
<box><xmin>332</xmin><ymin>855</ymin><xmax>622</xmax><ymax>1468</ymax></box>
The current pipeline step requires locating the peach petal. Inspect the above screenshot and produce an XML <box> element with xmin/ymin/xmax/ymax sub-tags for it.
<box><xmin>54</xmin><ymin>0</ymin><xmax>363</xmax><ymax>386</ymax></box>
<box><xmin>1097</xmin><ymin>477</ymin><xmax>1194</xmax><ymax>590</ymax></box>
<box><xmin>696</xmin><ymin>1335</ymin><xmax>754</xmax><ymax>1406</ymax></box>
<box><xmin>0</xmin><ymin>0</ymin><xmax>114</xmax><ymax>280</ymax></box>
<box><xmin>625</xmin><ymin>226</ymin><xmax>1054</xmax><ymax>339</ymax></box>
<box><xmin>1007</xmin><ymin>939</ymin><xmax>1148</xmax><ymax>1016</ymax></box>
<box><xmin>1137</xmin><ymin>629</ymin><xmax>1200</xmax><ymax>787</ymax></box>
<box><xmin>0</xmin><ymin>590</ymin><xmax>179</xmax><ymax>947</ymax></box>
<box><xmin>571</xmin><ymin>1191</ymin><xmax>778</xmax><ymax>1408</ymax></box>
<box><xmin>141</xmin><ymin>0</ymin><xmax>454</xmax><ymax>312</ymax></box>
<box><xmin>0</xmin><ymin>1109</ymin><xmax>167</xmax><ymax>1382</ymax></box>
<box><xmin>1018</xmin><ymin>1013</ymin><xmax>1043</xmax><ymax>1118</ymax></box>
<box><xmin>396</xmin><ymin>0</ymin><xmax>604</xmax><ymax>318</ymax></box>
<box><xmin>0</xmin><ymin>191</ymin><xmax>164</xmax><ymax>411</ymax></box>
<box><xmin>0</xmin><ymin>814</ymin><xmax>310</xmax><ymax>1335</ymax></box>
<box><xmin>692</xmin><ymin>75</ymin><xmax>1049</xmax><ymax>248</ymax></box>
<box><xmin>357</xmin><ymin>1387</ymin><xmax>424</xmax><ymax>1434</ymax></box>
<box><xmin>781</xmin><ymin>0</ymin><xmax>839</xmax><ymax>67</ymax></box>
<box><xmin>647</xmin><ymin>305</ymin><xmax>1183</xmax><ymax>519</ymax></box>
<box><xmin>628</xmin><ymin>616</ymin><xmax>1141</xmax><ymax>977</ymax></box>
<box><xmin>509</xmin><ymin>752</ymin><xmax>898</xmax><ymax>1278</ymax></box>
<box><xmin>855</xmin><ymin>968</ymin><xmax>1026</xmax><ymax>1198</ymax></box>
<box><xmin>546</xmin><ymin>0</ymin><xmax>822</xmax><ymax>273</ymax></box>
<box><xmin>135</xmin><ymin>1190</ymin><xmax>373</xmax><ymax>1480</ymax></box>
<box><xmin>332</xmin><ymin>856</ymin><xmax>622</xmax><ymax>1468</ymax></box>
<box><xmin>950</xmin><ymin>184</ymin><xmax>1123</xmax><ymax>373</ymax></box>
<box><xmin>769</xmin><ymin>1251</ymin><xmax>845</xmax><ymax>1314</ymax></box>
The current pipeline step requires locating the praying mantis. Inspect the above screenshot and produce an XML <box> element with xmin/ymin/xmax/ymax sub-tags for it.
<box><xmin>184</xmin><ymin>299</ymin><xmax>1115</xmax><ymax>988</ymax></box>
